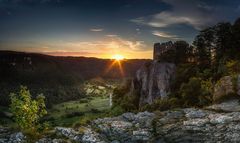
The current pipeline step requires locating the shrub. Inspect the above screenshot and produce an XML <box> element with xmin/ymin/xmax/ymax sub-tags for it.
<box><xmin>226</xmin><ymin>60</ymin><xmax>240</xmax><ymax>75</ymax></box>
<box><xmin>106</xmin><ymin>106</ymin><xmax>125</xmax><ymax>117</ymax></box>
<box><xmin>179</xmin><ymin>77</ymin><xmax>212</xmax><ymax>107</ymax></box>
<box><xmin>112</xmin><ymin>78</ymin><xmax>140</xmax><ymax>112</ymax></box>
<box><xmin>118</xmin><ymin>90</ymin><xmax>140</xmax><ymax>112</ymax></box>
<box><xmin>10</xmin><ymin>86</ymin><xmax>47</xmax><ymax>132</ymax></box>
<box><xmin>140</xmin><ymin>98</ymin><xmax>181</xmax><ymax>112</ymax></box>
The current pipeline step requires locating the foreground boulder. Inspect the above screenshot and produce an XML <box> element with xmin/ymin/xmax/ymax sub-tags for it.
<box><xmin>206</xmin><ymin>99</ymin><xmax>240</xmax><ymax>112</ymax></box>
<box><xmin>0</xmin><ymin>129</ymin><xmax>25</xmax><ymax>143</ymax></box>
<box><xmin>213</xmin><ymin>75</ymin><xmax>240</xmax><ymax>101</ymax></box>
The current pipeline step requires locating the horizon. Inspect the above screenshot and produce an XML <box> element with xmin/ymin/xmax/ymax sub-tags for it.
<box><xmin>0</xmin><ymin>0</ymin><xmax>240</xmax><ymax>59</ymax></box>
<box><xmin>0</xmin><ymin>50</ymin><xmax>152</xmax><ymax>60</ymax></box>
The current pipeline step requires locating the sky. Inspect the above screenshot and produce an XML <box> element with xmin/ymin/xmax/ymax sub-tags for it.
<box><xmin>0</xmin><ymin>0</ymin><xmax>240</xmax><ymax>59</ymax></box>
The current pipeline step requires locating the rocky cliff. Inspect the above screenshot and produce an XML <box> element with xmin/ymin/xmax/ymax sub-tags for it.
<box><xmin>131</xmin><ymin>61</ymin><xmax>176</xmax><ymax>106</ymax></box>
<box><xmin>128</xmin><ymin>42</ymin><xmax>176</xmax><ymax>106</ymax></box>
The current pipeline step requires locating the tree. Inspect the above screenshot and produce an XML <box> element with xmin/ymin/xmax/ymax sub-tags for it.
<box><xmin>193</xmin><ymin>33</ymin><xmax>212</xmax><ymax>70</ymax></box>
<box><xmin>10</xmin><ymin>86</ymin><xmax>47</xmax><ymax>132</ymax></box>
<box><xmin>232</xmin><ymin>18</ymin><xmax>240</xmax><ymax>60</ymax></box>
<box><xmin>174</xmin><ymin>40</ymin><xmax>190</xmax><ymax>64</ymax></box>
<box><xmin>214</xmin><ymin>22</ymin><xmax>233</xmax><ymax>61</ymax></box>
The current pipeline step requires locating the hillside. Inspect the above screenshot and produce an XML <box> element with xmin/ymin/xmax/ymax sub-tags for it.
<box><xmin>0</xmin><ymin>51</ymin><xmax>150</xmax><ymax>106</ymax></box>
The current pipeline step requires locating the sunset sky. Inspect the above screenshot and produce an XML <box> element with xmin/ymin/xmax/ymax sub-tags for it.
<box><xmin>0</xmin><ymin>0</ymin><xmax>240</xmax><ymax>59</ymax></box>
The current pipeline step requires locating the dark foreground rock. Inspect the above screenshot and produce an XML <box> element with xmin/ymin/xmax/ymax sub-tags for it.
<box><xmin>0</xmin><ymin>129</ymin><xmax>25</xmax><ymax>143</ymax></box>
<box><xmin>2</xmin><ymin>100</ymin><xmax>240</xmax><ymax>143</ymax></box>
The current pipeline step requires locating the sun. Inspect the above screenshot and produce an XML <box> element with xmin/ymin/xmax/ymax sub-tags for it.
<box><xmin>112</xmin><ymin>54</ymin><xmax>124</xmax><ymax>61</ymax></box>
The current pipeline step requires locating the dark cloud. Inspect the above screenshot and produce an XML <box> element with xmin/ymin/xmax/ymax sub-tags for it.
<box><xmin>135</xmin><ymin>0</ymin><xmax>240</xmax><ymax>29</ymax></box>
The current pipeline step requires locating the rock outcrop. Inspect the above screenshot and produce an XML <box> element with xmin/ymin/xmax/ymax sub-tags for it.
<box><xmin>3</xmin><ymin>100</ymin><xmax>240</xmax><ymax>143</ymax></box>
<box><xmin>54</xmin><ymin>100</ymin><xmax>240</xmax><ymax>143</ymax></box>
<box><xmin>0</xmin><ymin>129</ymin><xmax>25</xmax><ymax>143</ymax></box>
<box><xmin>132</xmin><ymin>62</ymin><xmax>176</xmax><ymax>105</ymax></box>
<box><xmin>129</xmin><ymin>42</ymin><xmax>176</xmax><ymax>106</ymax></box>
<box><xmin>206</xmin><ymin>99</ymin><xmax>240</xmax><ymax>112</ymax></box>
<box><xmin>213</xmin><ymin>75</ymin><xmax>240</xmax><ymax>101</ymax></box>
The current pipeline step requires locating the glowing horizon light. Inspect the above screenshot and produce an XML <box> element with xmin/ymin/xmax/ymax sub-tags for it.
<box><xmin>112</xmin><ymin>54</ymin><xmax>124</xmax><ymax>61</ymax></box>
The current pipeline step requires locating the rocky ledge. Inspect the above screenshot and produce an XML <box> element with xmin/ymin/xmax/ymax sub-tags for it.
<box><xmin>2</xmin><ymin>100</ymin><xmax>240</xmax><ymax>143</ymax></box>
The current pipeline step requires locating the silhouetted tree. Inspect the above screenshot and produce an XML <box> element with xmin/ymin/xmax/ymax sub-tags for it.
<box><xmin>193</xmin><ymin>33</ymin><xmax>211</xmax><ymax>70</ymax></box>
<box><xmin>174</xmin><ymin>40</ymin><xmax>190</xmax><ymax>64</ymax></box>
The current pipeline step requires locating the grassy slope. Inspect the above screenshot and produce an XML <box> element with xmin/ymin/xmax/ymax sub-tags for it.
<box><xmin>46</xmin><ymin>96</ymin><xmax>110</xmax><ymax>127</ymax></box>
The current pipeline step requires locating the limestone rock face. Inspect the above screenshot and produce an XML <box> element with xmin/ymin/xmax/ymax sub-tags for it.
<box><xmin>5</xmin><ymin>102</ymin><xmax>240</xmax><ymax>143</ymax></box>
<box><xmin>213</xmin><ymin>75</ymin><xmax>240</xmax><ymax>101</ymax></box>
<box><xmin>132</xmin><ymin>61</ymin><xmax>176</xmax><ymax>105</ymax></box>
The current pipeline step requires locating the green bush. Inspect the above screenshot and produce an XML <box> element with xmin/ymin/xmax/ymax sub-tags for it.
<box><xmin>226</xmin><ymin>60</ymin><xmax>240</xmax><ymax>75</ymax></box>
<box><xmin>10</xmin><ymin>86</ymin><xmax>47</xmax><ymax>132</ymax></box>
<box><xmin>105</xmin><ymin>106</ymin><xmax>125</xmax><ymax>117</ymax></box>
<box><xmin>141</xmin><ymin>98</ymin><xmax>181</xmax><ymax>112</ymax></box>
<box><xmin>179</xmin><ymin>77</ymin><xmax>212</xmax><ymax>107</ymax></box>
<box><xmin>112</xmin><ymin>78</ymin><xmax>140</xmax><ymax>112</ymax></box>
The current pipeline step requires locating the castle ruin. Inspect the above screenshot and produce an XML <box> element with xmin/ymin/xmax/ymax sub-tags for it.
<box><xmin>153</xmin><ymin>41</ymin><xmax>175</xmax><ymax>60</ymax></box>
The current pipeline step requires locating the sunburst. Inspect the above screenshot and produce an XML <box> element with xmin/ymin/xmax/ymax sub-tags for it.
<box><xmin>112</xmin><ymin>54</ymin><xmax>124</xmax><ymax>61</ymax></box>
<box><xmin>105</xmin><ymin>54</ymin><xmax>125</xmax><ymax>77</ymax></box>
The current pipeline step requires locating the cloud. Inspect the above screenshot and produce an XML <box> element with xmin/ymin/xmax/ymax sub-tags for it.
<box><xmin>105</xmin><ymin>34</ymin><xmax>118</xmax><ymax>37</ymax></box>
<box><xmin>66</xmin><ymin>36</ymin><xmax>146</xmax><ymax>51</ymax></box>
<box><xmin>90</xmin><ymin>28</ymin><xmax>104</xmax><ymax>32</ymax></box>
<box><xmin>41</xmin><ymin>36</ymin><xmax>150</xmax><ymax>58</ymax></box>
<box><xmin>43</xmin><ymin>51</ymin><xmax>96</xmax><ymax>57</ymax></box>
<box><xmin>152</xmin><ymin>31</ymin><xmax>179</xmax><ymax>39</ymax></box>
<box><xmin>131</xmin><ymin>0</ymin><xmax>217</xmax><ymax>30</ymax></box>
<box><xmin>41</xmin><ymin>46</ymin><xmax>49</xmax><ymax>49</ymax></box>
<box><xmin>0</xmin><ymin>35</ymin><xmax>151</xmax><ymax>59</ymax></box>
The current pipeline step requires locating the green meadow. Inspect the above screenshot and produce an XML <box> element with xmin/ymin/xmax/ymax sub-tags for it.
<box><xmin>46</xmin><ymin>96</ymin><xmax>110</xmax><ymax>127</ymax></box>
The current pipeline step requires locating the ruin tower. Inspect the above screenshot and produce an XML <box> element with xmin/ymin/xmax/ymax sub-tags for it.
<box><xmin>153</xmin><ymin>41</ymin><xmax>174</xmax><ymax>61</ymax></box>
<box><xmin>153</xmin><ymin>43</ymin><xmax>161</xmax><ymax>60</ymax></box>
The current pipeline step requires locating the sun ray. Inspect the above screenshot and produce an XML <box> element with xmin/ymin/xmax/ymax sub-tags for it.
<box><xmin>116</xmin><ymin>60</ymin><xmax>124</xmax><ymax>77</ymax></box>
<box><xmin>104</xmin><ymin>60</ymin><xmax>118</xmax><ymax>74</ymax></box>
<box><xmin>104</xmin><ymin>55</ymin><xmax>125</xmax><ymax>77</ymax></box>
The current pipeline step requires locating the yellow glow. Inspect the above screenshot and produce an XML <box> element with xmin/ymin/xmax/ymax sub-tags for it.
<box><xmin>112</xmin><ymin>54</ymin><xmax>124</xmax><ymax>60</ymax></box>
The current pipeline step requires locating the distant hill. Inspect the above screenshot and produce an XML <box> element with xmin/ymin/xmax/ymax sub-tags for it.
<box><xmin>0</xmin><ymin>51</ymin><xmax>150</xmax><ymax>106</ymax></box>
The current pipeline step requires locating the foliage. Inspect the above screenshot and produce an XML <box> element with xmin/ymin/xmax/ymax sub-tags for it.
<box><xmin>179</xmin><ymin>77</ymin><xmax>212</xmax><ymax>107</ymax></box>
<box><xmin>171</xmin><ymin>63</ymin><xmax>199</xmax><ymax>92</ymax></box>
<box><xmin>112</xmin><ymin>79</ymin><xmax>140</xmax><ymax>112</ymax></box>
<box><xmin>226</xmin><ymin>60</ymin><xmax>240</xmax><ymax>75</ymax></box>
<box><xmin>141</xmin><ymin>98</ymin><xmax>181</xmax><ymax>112</ymax></box>
<box><xmin>10</xmin><ymin>86</ymin><xmax>48</xmax><ymax>137</ymax></box>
